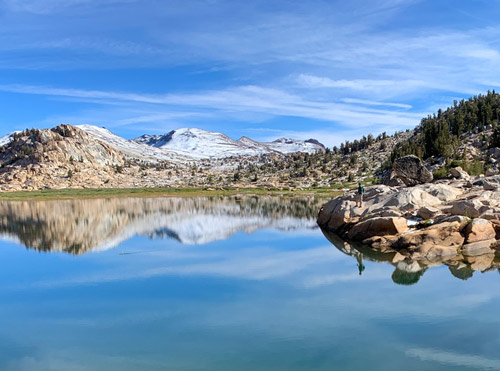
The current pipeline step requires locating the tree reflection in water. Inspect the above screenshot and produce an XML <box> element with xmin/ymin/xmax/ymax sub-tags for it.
<box><xmin>0</xmin><ymin>196</ymin><xmax>323</xmax><ymax>254</ymax></box>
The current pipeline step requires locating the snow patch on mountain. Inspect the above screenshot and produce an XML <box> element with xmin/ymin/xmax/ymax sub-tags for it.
<box><xmin>76</xmin><ymin>124</ymin><xmax>197</xmax><ymax>163</ymax></box>
<box><xmin>0</xmin><ymin>132</ymin><xmax>19</xmax><ymax>147</ymax></box>
<box><xmin>0</xmin><ymin>124</ymin><xmax>325</xmax><ymax>163</ymax></box>
<box><xmin>135</xmin><ymin>128</ymin><xmax>270</xmax><ymax>159</ymax></box>
<box><xmin>134</xmin><ymin>128</ymin><xmax>325</xmax><ymax>159</ymax></box>
<box><xmin>265</xmin><ymin>138</ymin><xmax>326</xmax><ymax>154</ymax></box>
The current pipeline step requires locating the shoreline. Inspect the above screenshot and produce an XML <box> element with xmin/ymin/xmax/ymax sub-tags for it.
<box><xmin>0</xmin><ymin>186</ymin><xmax>342</xmax><ymax>200</ymax></box>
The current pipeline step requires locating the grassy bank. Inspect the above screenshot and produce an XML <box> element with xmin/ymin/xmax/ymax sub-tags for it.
<box><xmin>0</xmin><ymin>186</ymin><xmax>344</xmax><ymax>201</ymax></box>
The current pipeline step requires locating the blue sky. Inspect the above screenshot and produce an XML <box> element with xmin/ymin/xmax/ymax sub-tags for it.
<box><xmin>1</xmin><ymin>0</ymin><xmax>500</xmax><ymax>146</ymax></box>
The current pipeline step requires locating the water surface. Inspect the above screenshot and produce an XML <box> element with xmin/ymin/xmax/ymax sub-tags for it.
<box><xmin>0</xmin><ymin>195</ymin><xmax>499</xmax><ymax>370</ymax></box>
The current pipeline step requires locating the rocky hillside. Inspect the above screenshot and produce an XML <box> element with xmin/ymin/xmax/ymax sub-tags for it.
<box><xmin>0</xmin><ymin>123</ymin><xmax>412</xmax><ymax>191</ymax></box>
<box><xmin>0</xmin><ymin>125</ymin><xmax>130</xmax><ymax>190</ymax></box>
<box><xmin>0</xmin><ymin>117</ymin><xmax>414</xmax><ymax>191</ymax></box>
<box><xmin>6</xmin><ymin>92</ymin><xmax>500</xmax><ymax>192</ymax></box>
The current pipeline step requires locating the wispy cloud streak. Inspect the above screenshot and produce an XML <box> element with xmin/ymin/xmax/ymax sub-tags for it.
<box><xmin>0</xmin><ymin>83</ymin><xmax>424</xmax><ymax>143</ymax></box>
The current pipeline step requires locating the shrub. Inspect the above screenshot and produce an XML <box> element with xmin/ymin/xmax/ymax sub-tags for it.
<box><xmin>465</xmin><ymin>160</ymin><xmax>484</xmax><ymax>176</ymax></box>
<box><xmin>433</xmin><ymin>167</ymin><xmax>448</xmax><ymax>179</ymax></box>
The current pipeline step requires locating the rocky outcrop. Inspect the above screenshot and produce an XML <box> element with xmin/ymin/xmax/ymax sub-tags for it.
<box><xmin>0</xmin><ymin>125</ymin><xmax>127</xmax><ymax>191</ymax></box>
<box><xmin>318</xmin><ymin>178</ymin><xmax>500</xmax><ymax>261</ymax></box>
<box><xmin>392</xmin><ymin>155</ymin><xmax>433</xmax><ymax>186</ymax></box>
<box><xmin>396</xmin><ymin>220</ymin><xmax>466</xmax><ymax>258</ymax></box>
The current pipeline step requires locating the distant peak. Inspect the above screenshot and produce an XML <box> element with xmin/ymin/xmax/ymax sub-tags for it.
<box><xmin>273</xmin><ymin>138</ymin><xmax>295</xmax><ymax>143</ymax></box>
<box><xmin>238</xmin><ymin>136</ymin><xmax>258</xmax><ymax>142</ymax></box>
<box><xmin>305</xmin><ymin>138</ymin><xmax>325</xmax><ymax>148</ymax></box>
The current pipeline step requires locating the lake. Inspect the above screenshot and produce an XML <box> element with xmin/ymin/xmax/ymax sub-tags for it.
<box><xmin>0</xmin><ymin>195</ymin><xmax>499</xmax><ymax>371</ymax></box>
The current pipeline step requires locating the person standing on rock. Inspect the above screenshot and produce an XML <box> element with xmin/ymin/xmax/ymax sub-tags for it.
<box><xmin>356</xmin><ymin>182</ymin><xmax>364</xmax><ymax>207</ymax></box>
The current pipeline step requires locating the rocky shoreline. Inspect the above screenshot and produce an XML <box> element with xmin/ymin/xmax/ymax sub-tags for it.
<box><xmin>318</xmin><ymin>156</ymin><xmax>500</xmax><ymax>264</ymax></box>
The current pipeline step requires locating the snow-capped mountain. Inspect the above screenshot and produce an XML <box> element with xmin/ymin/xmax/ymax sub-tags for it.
<box><xmin>134</xmin><ymin>128</ymin><xmax>273</xmax><ymax>158</ymax></box>
<box><xmin>76</xmin><ymin>124</ymin><xmax>196</xmax><ymax>163</ymax></box>
<box><xmin>0</xmin><ymin>124</ymin><xmax>325</xmax><ymax>164</ymax></box>
<box><xmin>266</xmin><ymin>138</ymin><xmax>326</xmax><ymax>154</ymax></box>
<box><xmin>0</xmin><ymin>132</ymin><xmax>19</xmax><ymax>147</ymax></box>
<box><xmin>133</xmin><ymin>127</ymin><xmax>325</xmax><ymax>159</ymax></box>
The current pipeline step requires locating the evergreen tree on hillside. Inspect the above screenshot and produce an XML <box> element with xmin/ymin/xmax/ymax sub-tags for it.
<box><xmin>390</xmin><ymin>91</ymin><xmax>500</xmax><ymax>162</ymax></box>
<box><xmin>491</xmin><ymin>126</ymin><xmax>500</xmax><ymax>148</ymax></box>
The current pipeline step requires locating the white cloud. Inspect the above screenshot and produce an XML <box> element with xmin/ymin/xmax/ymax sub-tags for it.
<box><xmin>9</xmin><ymin>243</ymin><xmax>347</xmax><ymax>290</ymax></box>
<box><xmin>1</xmin><ymin>0</ymin><xmax>500</xmax><ymax>142</ymax></box>
<box><xmin>0</xmin><ymin>84</ymin><xmax>424</xmax><ymax>145</ymax></box>
<box><xmin>406</xmin><ymin>347</ymin><xmax>500</xmax><ymax>370</ymax></box>
<box><xmin>340</xmin><ymin>98</ymin><xmax>412</xmax><ymax>109</ymax></box>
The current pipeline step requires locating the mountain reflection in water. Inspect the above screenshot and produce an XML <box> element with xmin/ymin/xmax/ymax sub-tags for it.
<box><xmin>0</xmin><ymin>196</ymin><xmax>322</xmax><ymax>254</ymax></box>
<box><xmin>321</xmin><ymin>228</ymin><xmax>500</xmax><ymax>285</ymax></box>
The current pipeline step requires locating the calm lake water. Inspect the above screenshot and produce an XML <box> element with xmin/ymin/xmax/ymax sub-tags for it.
<box><xmin>0</xmin><ymin>195</ymin><xmax>499</xmax><ymax>371</ymax></box>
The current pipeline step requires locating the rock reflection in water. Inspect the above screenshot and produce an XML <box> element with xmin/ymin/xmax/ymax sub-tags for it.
<box><xmin>0</xmin><ymin>196</ymin><xmax>322</xmax><ymax>254</ymax></box>
<box><xmin>321</xmin><ymin>228</ymin><xmax>500</xmax><ymax>285</ymax></box>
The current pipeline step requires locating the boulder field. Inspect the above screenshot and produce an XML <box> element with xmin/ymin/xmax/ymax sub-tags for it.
<box><xmin>318</xmin><ymin>172</ymin><xmax>500</xmax><ymax>263</ymax></box>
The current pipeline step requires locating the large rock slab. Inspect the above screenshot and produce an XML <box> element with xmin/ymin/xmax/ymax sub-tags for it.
<box><xmin>317</xmin><ymin>196</ymin><xmax>356</xmax><ymax>231</ymax></box>
<box><xmin>464</xmin><ymin>218</ymin><xmax>496</xmax><ymax>243</ymax></box>
<box><xmin>381</xmin><ymin>170</ymin><xmax>404</xmax><ymax>186</ymax></box>
<box><xmin>449</xmin><ymin>199</ymin><xmax>483</xmax><ymax>218</ymax></box>
<box><xmin>395</xmin><ymin>221</ymin><xmax>465</xmax><ymax>259</ymax></box>
<box><xmin>381</xmin><ymin>187</ymin><xmax>441</xmax><ymax>211</ymax></box>
<box><xmin>393</xmin><ymin>155</ymin><xmax>433</xmax><ymax>186</ymax></box>
<box><xmin>417</xmin><ymin>206</ymin><xmax>440</xmax><ymax>220</ymax></box>
<box><xmin>318</xmin><ymin>184</ymin><xmax>443</xmax><ymax>232</ymax></box>
<box><xmin>461</xmin><ymin>239</ymin><xmax>496</xmax><ymax>256</ymax></box>
<box><xmin>419</xmin><ymin>183</ymin><xmax>462</xmax><ymax>202</ymax></box>
<box><xmin>348</xmin><ymin>217</ymin><xmax>408</xmax><ymax>241</ymax></box>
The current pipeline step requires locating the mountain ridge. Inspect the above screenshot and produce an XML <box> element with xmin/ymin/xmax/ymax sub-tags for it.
<box><xmin>131</xmin><ymin>127</ymin><xmax>325</xmax><ymax>159</ymax></box>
